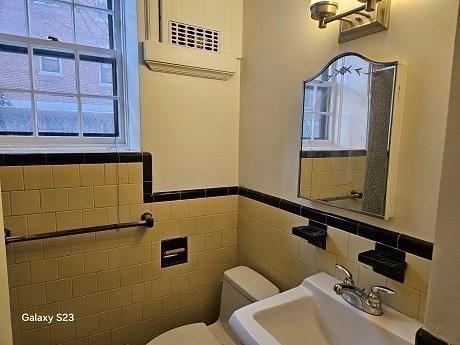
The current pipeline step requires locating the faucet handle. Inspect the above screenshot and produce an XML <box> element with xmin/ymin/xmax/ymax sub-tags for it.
<box><xmin>370</xmin><ymin>286</ymin><xmax>396</xmax><ymax>296</ymax></box>
<box><xmin>336</xmin><ymin>264</ymin><xmax>355</xmax><ymax>285</ymax></box>
<box><xmin>368</xmin><ymin>286</ymin><xmax>396</xmax><ymax>306</ymax></box>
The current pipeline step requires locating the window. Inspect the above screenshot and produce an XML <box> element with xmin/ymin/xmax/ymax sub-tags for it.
<box><xmin>39</xmin><ymin>56</ymin><xmax>62</xmax><ymax>75</ymax></box>
<box><xmin>0</xmin><ymin>0</ymin><xmax>140</xmax><ymax>150</ymax></box>
<box><xmin>302</xmin><ymin>66</ymin><xmax>337</xmax><ymax>147</ymax></box>
<box><xmin>100</xmin><ymin>63</ymin><xmax>113</xmax><ymax>86</ymax></box>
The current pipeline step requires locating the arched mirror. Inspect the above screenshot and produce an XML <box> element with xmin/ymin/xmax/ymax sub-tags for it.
<box><xmin>298</xmin><ymin>53</ymin><xmax>407</xmax><ymax>219</ymax></box>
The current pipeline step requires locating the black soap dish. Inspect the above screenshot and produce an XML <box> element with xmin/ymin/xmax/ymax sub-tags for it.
<box><xmin>358</xmin><ymin>243</ymin><xmax>407</xmax><ymax>282</ymax></box>
<box><xmin>292</xmin><ymin>221</ymin><xmax>327</xmax><ymax>249</ymax></box>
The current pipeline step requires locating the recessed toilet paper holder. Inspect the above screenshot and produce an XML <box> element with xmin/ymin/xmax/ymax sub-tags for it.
<box><xmin>161</xmin><ymin>237</ymin><xmax>188</xmax><ymax>268</ymax></box>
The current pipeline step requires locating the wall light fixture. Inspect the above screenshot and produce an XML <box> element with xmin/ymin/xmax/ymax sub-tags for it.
<box><xmin>309</xmin><ymin>0</ymin><xmax>391</xmax><ymax>43</ymax></box>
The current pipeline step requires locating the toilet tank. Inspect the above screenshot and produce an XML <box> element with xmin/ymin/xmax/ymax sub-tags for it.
<box><xmin>219</xmin><ymin>266</ymin><xmax>279</xmax><ymax>322</ymax></box>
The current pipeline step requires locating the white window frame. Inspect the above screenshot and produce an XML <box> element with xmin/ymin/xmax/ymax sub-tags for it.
<box><xmin>0</xmin><ymin>0</ymin><xmax>140</xmax><ymax>153</ymax></box>
<box><xmin>302</xmin><ymin>82</ymin><xmax>337</xmax><ymax>148</ymax></box>
<box><xmin>38</xmin><ymin>55</ymin><xmax>62</xmax><ymax>76</ymax></box>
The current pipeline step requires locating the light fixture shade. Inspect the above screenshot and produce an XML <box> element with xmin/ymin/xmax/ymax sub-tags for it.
<box><xmin>310</xmin><ymin>1</ymin><xmax>339</xmax><ymax>21</ymax></box>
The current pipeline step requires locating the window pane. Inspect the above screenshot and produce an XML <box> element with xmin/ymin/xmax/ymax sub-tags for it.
<box><xmin>80</xmin><ymin>57</ymin><xmax>115</xmax><ymax>96</ymax></box>
<box><xmin>304</xmin><ymin>86</ymin><xmax>314</xmax><ymax>112</ymax></box>
<box><xmin>76</xmin><ymin>0</ymin><xmax>112</xmax><ymax>10</ymax></box>
<box><xmin>29</xmin><ymin>0</ymin><xmax>74</xmax><ymax>44</ymax></box>
<box><xmin>36</xmin><ymin>94</ymin><xmax>79</xmax><ymax>135</ymax></box>
<box><xmin>313</xmin><ymin>115</ymin><xmax>330</xmax><ymax>140</ymax></box>
<box><xmin>303</xmin><ymin>113</ymin><xmax>313</xmax><ymax>140</ymax></box>
<box><xmin>82</xmin><ymin>97</ymin><xmax>116</xmax><ymax>136</ymax></box>
<box><xmin>76</xmin><ymin>7</ymin><xmax>113</xmax><ymax>48</ymax></box>
<box><xmin>0</xmin><ymin>91</ymin><xmax>33</xmax><ymax>134</ymax></box>
<box><xmin>33</xmin><ymin>50</ymin><xmax>76</xmax><ymax>93</ymax></box>
<box><xmin>316</xmin><ymin>86</ymin><xmax>331</xmax><ymax>113</ymax></box>
<box><xmin>0</xmin><ymin>45</ymin><xmax>30</xmax><ymax>90</ymax></box>
<box><xmin>100</xmin><ymin>64</ymin><xmax>112</xmax><ymax>85</ymax></box>
<box><xmin>40</xmin><ymin>56</ymin><xmax>61</xmax><ymax>73</ymax></box>
<box><xmin>0</xmin><ymin>0</ymin><xmax>28</xmax><ymax>36</ymax></box>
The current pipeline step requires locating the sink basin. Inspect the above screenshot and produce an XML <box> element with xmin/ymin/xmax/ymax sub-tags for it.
<box><xmin>229</xmin><ymin>273</ymin><xmax>421</xmax><ymax>345</ymax></box>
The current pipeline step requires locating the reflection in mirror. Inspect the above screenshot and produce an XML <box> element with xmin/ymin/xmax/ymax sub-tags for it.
<box><xmin>298</xmin><ymin>53</ymin><xmax>402</xmax><ymax>219</ymax></box>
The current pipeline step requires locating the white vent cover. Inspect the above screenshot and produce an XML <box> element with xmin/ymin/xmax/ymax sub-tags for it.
<box><xmin>170</xmin><ymin>21</ymin><xmax>220</xmax><ymax>53</ymax></box>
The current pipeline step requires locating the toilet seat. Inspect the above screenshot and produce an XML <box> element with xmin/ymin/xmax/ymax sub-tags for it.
<box><xmin>146</xmin><ymin>323</ymin><xmax>221</xmax><ymax>345</ymax></box>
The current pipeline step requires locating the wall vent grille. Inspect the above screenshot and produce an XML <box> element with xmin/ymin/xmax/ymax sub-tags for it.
<box><xmin>169</xmin><ymin>21</ymin><xmax>220</xmax><ymax>53</ymax></box>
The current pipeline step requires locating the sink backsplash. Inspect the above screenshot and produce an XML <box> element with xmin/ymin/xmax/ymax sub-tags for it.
<box><xmin>238</xmin><ymin>195</ymin><xmax>430</xmax><ymax>322</ymax></box>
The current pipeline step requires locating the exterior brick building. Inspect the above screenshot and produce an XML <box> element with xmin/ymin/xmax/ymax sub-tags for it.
<box><xmin>0</xmin><ymin>0</ymin><xmax>117</xmax><ymax>136</ymax></box>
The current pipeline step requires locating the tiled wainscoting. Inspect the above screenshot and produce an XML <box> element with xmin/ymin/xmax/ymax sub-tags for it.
<box><xmin>0</xmin><ymin>158</ymin><xmax>238</xmax><ymax>345</ymax></box>
<box><xmin>238</xmin><ymin>195</ymin><xmax>430</xmax><ymax>322</ymax></box>
<box><xmin>0</xmin><ymin>153</ymin><xmax>435</xmax><ymax>345</ymax></box>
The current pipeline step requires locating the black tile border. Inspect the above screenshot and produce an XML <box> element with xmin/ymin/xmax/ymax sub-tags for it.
<box><xmin>238</xmin><ymin>187</ymin><xmax>433</xmax><ymax>261</ymax></box>
<box><xmin>0</xmin><ymin>152</ymin><xmax>144</xmax><ymax>166</ymax></box>
<box><xmin>416</xmin><ymin>329</ymin><xmax>448</xmax><ymax>345</ymax></box>
<box><xmin>151</xmin><ymin>186</ymin><xmax>238</xmax><ymax>203</ymax></box>
<box><xmin>300</xmin><ymin>149</ymin><xmax>367</xmax><ymax>158</ymax></box>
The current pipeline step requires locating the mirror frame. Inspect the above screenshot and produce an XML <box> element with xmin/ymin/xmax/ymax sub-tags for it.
<box><xmin>297</xmin><ymin>52</ymin><xmax>407</xmax><ymax>220</ymax></box>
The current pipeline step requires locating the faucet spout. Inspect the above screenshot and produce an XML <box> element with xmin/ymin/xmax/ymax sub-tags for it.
<box><xmin>332</xmin><ymin>265</ymin><xmax>396</xmax><ymax>316</ymax></box>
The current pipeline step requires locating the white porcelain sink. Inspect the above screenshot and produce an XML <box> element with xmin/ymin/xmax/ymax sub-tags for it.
<box><xmin>229</xmin><ymin>273</ymin><xmax>421</xmax><ymax>345</ymax></box>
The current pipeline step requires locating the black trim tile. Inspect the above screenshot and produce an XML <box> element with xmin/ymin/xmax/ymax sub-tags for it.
<box><xmin>262</xmin><ymin>194</ymin><xmax>280</xmax><ymax>208</ymax></box>
<box><xmin>326</xmin><ymin>215</ymin><xmax>358</xmax><ymax>234</ymax></box>
<box><xmin>280</xmin><ymin>199</ymin><xmax>301</xmax><ymax>215</ymax></box>
<box><xmin>143</xmin><ymin>181</ymin><xmax>152</xmax><ymax>195</ymax></box>
<box><xmin>244</xmin><ymin>189</ymin><xmax>263</xmax><ymax>202</ymax></box>
<box><xmin>300</xmin><ymin>149</ymin><xmax>367</xmax><ymax>158</ymax></box>
<box><xmin>228</xmin><ymin>186</ymin><xmax>239</xmax><ymax>195</ymax></box>
<box><xmin>118</xmin><ymin>152</ymin><xmax>143</xmax><ymax>163</ymax></box>
<box><xmin>238</xmin><ymin>187</ymin><xmax>250</xmax><ymax>198</ymax></box>
<box><xmin>300</xmin><ymin>206</ymin><xmax>327</xmax><ymax>224</ymax></box>
<box><xmin>182</xmin><ymin>189</ymin><xmax>206</xmax><ymax>200</ymax></box>
<box><xmin>83</xmin><ymin>153</ymin><xmax>119</xmax><ymax>164</ymax></box>
<box><xmin>205</xmin><ymin>187</ymin><xmax>230</xmax><ymax>198</ymax></box>
<box><xmin>358</xmin><ymin>223</ymin><xmax>399</xmax><ymax>247</ymax></box>
<box><xmin>47</xmin><ymin>153</ymin><xmax>85</xmax><ymax>165</ymax></box>
<box><xmin>142</xmin><ymin>153</ymin><xmax>153</xmax><ymax>182</ymax></box>
<box><xmin>144</xmin><ymin>193</ymin><xmax>153</xmax><ymax>203</ymax></box>
<box><xmin>416</xmin><ymin>329</ymin><xmax>448</xmax><ymax>345</ymax></box>
<box><xmin>0</xmin><ymin>152</ymin><xmax>146</xmax><ymax>166</ymax></box>
<box><xmin>3</xmin><ymin>154</ymin><xmax>47</xmax><ymax>166</ymax></box>
<box><xmin>153</xmin><ymin>192</ymin><xmax>181</xmax><ymax>202</ymax></box>
<box><xmin>398</xmin><ymin>234</ymin><xmax>433</xmax><ymax>260</ymax></box>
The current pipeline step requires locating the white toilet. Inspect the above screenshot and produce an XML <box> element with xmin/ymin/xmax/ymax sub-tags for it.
<box><xmin>147</xmin><ymin>266</ymin><xmax>279</xmax><ymax>345</ymax></box>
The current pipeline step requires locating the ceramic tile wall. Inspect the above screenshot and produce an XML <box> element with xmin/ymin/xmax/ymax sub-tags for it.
<box><xmin>299</xmin><ymin>156</ymin><xmax>367</xmax><ymax>199</ymax></box>
<box><xmin>238</xmin><ymin>196</ymin><xmax>430</xmax><ymax>322</ymax></box>
<box><xmin>0</xmin><ymin>164</ymin><xmax>238</xmax><ymax>345</ymax></box>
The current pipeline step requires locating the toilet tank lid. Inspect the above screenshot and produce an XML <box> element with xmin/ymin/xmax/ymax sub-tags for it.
<box><xmin>223</xmin><ymin>266</ymin><xmax>279</xmax><ymax>302</ymax></box>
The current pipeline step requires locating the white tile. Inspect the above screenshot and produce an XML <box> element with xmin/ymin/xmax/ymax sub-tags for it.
<box><xmin>327</xmin><ymin>227</ymin><xmax>349</xmax><ymax>258</ymax></box>
<box><xmin>348</xmin><ymin>234</ymin><xmax>374</xmax><ymax>263</ymax></box>
<box><xmin>315</xmin><ymin>248</ymin><xmax>336</xmax><ymax>276</ymax></box>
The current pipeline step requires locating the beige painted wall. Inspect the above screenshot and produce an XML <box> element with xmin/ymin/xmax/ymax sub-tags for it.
<box><xmin>425</xmin><ymin>7</ymin><xmax>460</xmax><ymax>344</ymax></box>
<box><xmin>0</xmin><ymin>186</ymin><xmax>13</xmax><ymax>345</ymax></box>
<box><xmin>138</xmin><ymin>0</ymin><xmax>242</xmax><ymax>192</ymax></box>
<box><xmin>239</xmin><ymin>0</ymin><xmax>459</xmax><ymax>241</ymax></box>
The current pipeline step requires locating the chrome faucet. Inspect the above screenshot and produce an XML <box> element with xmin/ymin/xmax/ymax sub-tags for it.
<box><xmin>333</xmin><ymin>264</ymin><xmax>395</xmax><ymax>316</ymax></box>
